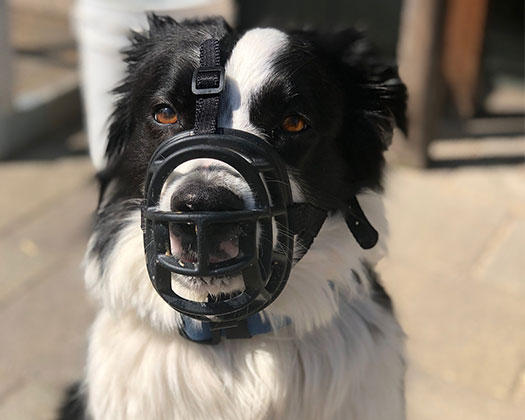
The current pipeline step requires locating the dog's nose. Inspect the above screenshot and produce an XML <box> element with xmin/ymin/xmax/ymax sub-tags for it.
<box><xmin>169</xmin><ymin>182</ymin><xmax>244</xmax><ymax>264</ymax></box>
<box><xmin>171</xmin><ymin>181</ymin><xmax>244</xmax><ymax>212</ymax></box>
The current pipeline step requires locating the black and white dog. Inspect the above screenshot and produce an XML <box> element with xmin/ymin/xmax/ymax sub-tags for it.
<box><xmin>60</xmin><ymin>15</ymin><xmax>407</xmax><ymax>420</ymax></box>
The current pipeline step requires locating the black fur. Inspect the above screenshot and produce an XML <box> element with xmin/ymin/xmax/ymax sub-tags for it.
<box><xmin>92</xmin><ymin>16</ymin><xmax>238</xmax><ymax>271</ymax></box>
<box><xmin>352</xmin><ymin>264</ymin><xmax>393</xmax><ymax>313</ymax></box>
<box><xmin>101</xmin><ymin>15</ymin><xmax>237</xmax><ymax>198</ymax></box>
<box><xmin>363</xmin><ymin>262</ymin><xmax>393</xmax><ymax>313</ymax></box>
<box><xmin>57</xmin><ymin>382</ymin><xmax>87</xmax><ymax>420</ymax></box>
<box><xmin>90</xmin><ymin>199</ymin><xmax>142</xmax><ymax>275</ymax></box>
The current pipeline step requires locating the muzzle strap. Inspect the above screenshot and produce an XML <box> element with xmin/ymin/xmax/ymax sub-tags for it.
<box><xmin>287</xmin><ymin>197</ymin><xmax>379</xmax><ymax>262</ymax></box>
<box><xmin>344</xmin><ymin>196</ymin><xmax>379</xmax><ymax>249</ymax></box>
<box><xmin>192</xmin><ymin>38</ymin><xmax>225</xmax><ymax>134</ymax></box>
<box><xmin>287</xmin><ymin>203</ymin><xmax>328</xmax><ymax>262</ymax></box>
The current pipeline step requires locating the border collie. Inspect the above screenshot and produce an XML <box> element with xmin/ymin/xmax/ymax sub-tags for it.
<box><xmin>59</xmin><ymin>15</ymin><xmax>407</xmax><ymax>420</ymax></box>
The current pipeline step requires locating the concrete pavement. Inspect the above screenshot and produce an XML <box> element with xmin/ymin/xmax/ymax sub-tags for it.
<box><xmin>0</xmin><ymin>133</ymin><xmax>95</xmax><ymax>420</ymax></box>
<box><xmin>380</xmin><ymin>158</ymin><xmax>525</xmax><ymax>420</ymax></box>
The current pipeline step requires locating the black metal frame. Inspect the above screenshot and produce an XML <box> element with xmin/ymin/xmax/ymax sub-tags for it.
<box><xmin>142</xmin><ymin>128</ymin><xmax>295</xmax><ymax>323</ymax></box>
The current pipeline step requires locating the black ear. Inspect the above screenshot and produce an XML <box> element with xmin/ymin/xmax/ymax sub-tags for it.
<box><xmin>104</xmin><ymin>14</ymin><xmax>234</xmax><ymax>171</ymax></box>
<box><xmin>104</xmin><ymin>14</ymin><xmax>180</xmax><ymax>169</ymax></box>
<box><xmin>323</xmin><ymin>29</ymin><xmax>407</xmax><ymax>149</ymax></box>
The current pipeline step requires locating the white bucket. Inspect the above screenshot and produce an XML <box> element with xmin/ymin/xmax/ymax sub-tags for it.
<box><xmin>72</xmin><ymin>0</ymin><xmax>236</xmax><ymax>170</ymax></box>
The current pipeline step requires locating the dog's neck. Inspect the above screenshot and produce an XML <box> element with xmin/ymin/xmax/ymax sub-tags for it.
<box><xmin>261</xmin><ymin>192</ymin><xmax>388</xmax><ymax>337</ymax></box>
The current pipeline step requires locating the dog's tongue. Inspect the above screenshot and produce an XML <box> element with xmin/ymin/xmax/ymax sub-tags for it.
<box><xmin>169</xmin><ymin>233</ymin><xmax>196</xmax><ymax>263</ymax></box>
<box><xmin>209</xmin><ymin>240</ymin><xmax>240</xmax><ymax>264</ymax></box>
<box><xmin>169</xmin><ymin>227</ymin><xmax>239</xmax><ymax>265</ymax></box>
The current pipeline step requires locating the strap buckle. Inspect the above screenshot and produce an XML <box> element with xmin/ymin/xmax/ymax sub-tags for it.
<box><xmin>191</xmin><ymin>66</ymin><xmax>225</xmax><ymax>95</ymax></box>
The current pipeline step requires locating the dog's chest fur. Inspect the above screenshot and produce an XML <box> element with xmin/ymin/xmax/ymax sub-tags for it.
<box><xmin>84</xmin><ymin>203</ymin><xmax>405</xmax><ymax>420</ymax></box>
<box><xmin>87</xmin><ymin>303</ymin><xmax>404</xmax><ymax>420</ymax></box>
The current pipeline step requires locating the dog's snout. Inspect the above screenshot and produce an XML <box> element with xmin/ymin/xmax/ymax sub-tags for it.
<box><xmin>171</xmin><ymin>182</ymin><xmax>245</xmax><ymax>212</ymax></box>
<box><xmin>169</xmin><ymin>181</ymin><xmax>243</xmax><ymax>264</ymax></box>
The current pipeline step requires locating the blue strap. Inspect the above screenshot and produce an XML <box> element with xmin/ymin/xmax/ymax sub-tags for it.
<box><xmin>180</xmin><ymin>313</ymin><xmax>291</xmax><ymax>344</ymax></box>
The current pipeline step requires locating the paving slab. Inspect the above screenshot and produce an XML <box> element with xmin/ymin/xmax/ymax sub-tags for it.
<box><xmin>0</xmin><ymin>381</ymin><xmax>64</xmax><ymax>420</ymax></box>
<box><xmin>0</xmin><ymin>134</ymin><xmax>92</xmax><ymax>234</ymax></box>
<box><xmin>378</xmin><ymin>163</ymin><xmax>525</xmax><ymax>419</ymax></box>
<box><xmin>474</xmin><ymin>216</ymin><xmax>525</xmax><ymax>296</ymax></box>
<box><xmin>406</xmin><ymin>365</ymin><xmax>525</xmax><ymax>420</ymax></box>
<box><xmin>0</xmin><ymin>145</ymin><xmax>95</xmax><ymax>303</ymax></box>
<box><xmin>383</xmin><ymin>165</ymin><xmax>525</xmax><ymax>280</ymax></box>
<box><xmin>0</xmin><ymin>128</ymin><xmax>96</xmax><ymax>420</ymax></box>
<box><xmin>0</xmin><ymin>170</ymin><xmax>96</xmax><ymax>420</ymax></box>
<box><xmin>379</xmin><ymin>257</ymin><xmax>525</xmax><ymax>402</ymax></box>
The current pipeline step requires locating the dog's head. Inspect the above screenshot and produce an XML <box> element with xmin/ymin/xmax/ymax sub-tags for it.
<box><xmin>86</xmin><ymin>15</ymin><xmax>406</xmax><ymax>333</ymax></box>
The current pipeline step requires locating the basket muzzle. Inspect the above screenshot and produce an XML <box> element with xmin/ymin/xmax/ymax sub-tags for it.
<box><xmin>142</xmin><ymin>128</ymin><xmax>295</xmax><ymax>323</ymax></box>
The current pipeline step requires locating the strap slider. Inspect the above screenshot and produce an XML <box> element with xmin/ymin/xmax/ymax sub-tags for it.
<box><xmin>191</xmin><ymin>66</ymin><xmax>225</xmax><ymax>95</ymax></box>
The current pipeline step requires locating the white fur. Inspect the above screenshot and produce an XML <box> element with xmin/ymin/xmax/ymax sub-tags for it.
<box><xmin>87</xmin><ymin>298</ymin><xmax>404</xmax><ymax>420</ymax></box>
<box><xmin>219</xmin><ymin>28</ymin><xmax>289</xmax><ymax>136</ymax></box>
<box><xmin>159</xmin><ymin>159</ymin><xmax>255</xmax><ymax>210</ymax></box>
<box><xmin>83</xmin><ymin>28</ymin><xmax>405</xmax><ymax>420</ymax></box>
<box><xmin>84</xmin><ymin>192</ymin><xmax>405</xmax><ymax>420</ymax></box>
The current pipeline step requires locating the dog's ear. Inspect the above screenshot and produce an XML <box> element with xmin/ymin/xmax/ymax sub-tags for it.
<box><xmin>323</xmin><ymin>29</ymin><xmax>407</xmax><ymax>150</ymax></box>
<box><xmin>104</xmin><ymin>14</ymin><xmax>234</xmax><ymax>172</ymax></box>
<box><xmin>104</xmin><ymin>15</ymin><xmax>180</xmax><ymax>169</ymax></box>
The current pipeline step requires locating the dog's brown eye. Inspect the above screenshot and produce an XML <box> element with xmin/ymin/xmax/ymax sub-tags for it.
<box><xmin>281</xmin><ymin>115</ymin><xmax>307</xmax><ymax>133</ymax></box>
<box><xmin>154</xmin><ymin>106</ymin><xmax>178</xmax><ymax>124</ymax></box>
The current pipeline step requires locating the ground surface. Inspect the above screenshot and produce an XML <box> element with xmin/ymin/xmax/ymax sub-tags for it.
<box><xmin>0</xmin><ymin>131</ymin><xmax>524</xmax><ymax>420</ymax></box>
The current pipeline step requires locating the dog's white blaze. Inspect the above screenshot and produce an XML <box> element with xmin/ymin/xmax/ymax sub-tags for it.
<box><xmin>158</xmin><ymin>159</ymin><xmax>255</xmax><ymax>212</ymax></box>
<box><xmin>218</xmin><ymin>29</ymin><xmax>306</xmax><ymax>203</ymax></box>
<box><xmin>173</xmin><ymin>158</ymin><xmax>224</xmax><ymax>174</ymax></box>
<box><xmin>219</xmin><ymin>28</ymin><xmax>289</xmax><ymax>136</ymax></box>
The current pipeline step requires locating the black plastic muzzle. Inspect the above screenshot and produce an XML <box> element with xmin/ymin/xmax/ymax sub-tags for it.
<box><xmin>140</xmin><ymin>37</ymin><xmax>379</xmax><ymax>337</ymax></box>
<box><xmin>143</xmin><ymin>128</ymin><xmax>294</xmax><ymax>323</ymax></box>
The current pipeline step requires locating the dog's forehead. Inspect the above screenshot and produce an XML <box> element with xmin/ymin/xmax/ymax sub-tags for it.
<box><xmin>218</xmin><ymin>28</ymin><xmax>289</xmax><ymax>134</ymax></box>
<box><xmin>225</xmin><ymin>28</ymin><xmax>288</xmax><ymax>94</ymax></box>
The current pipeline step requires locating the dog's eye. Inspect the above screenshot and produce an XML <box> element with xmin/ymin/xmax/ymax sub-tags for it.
<box><xmin>281</xmin><ymin>115</ymin><xmax>307</xmax><ymax>133</ymax></box>
<box><xmin>154</xmin><ymin>106</ymin><xmax>178</xmax><ymax>124</ymax></box>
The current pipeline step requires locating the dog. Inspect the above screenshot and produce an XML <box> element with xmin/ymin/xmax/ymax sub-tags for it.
<box><xmin>59</xmin><ymin>14</ymin><xmax>407</xmax><ymax>420</ymax></box>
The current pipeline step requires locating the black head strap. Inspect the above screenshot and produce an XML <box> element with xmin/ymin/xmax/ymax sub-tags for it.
<box><xmin>287</xmin><ymin>203</ymin><xmax>328</xmax><ymax>262</ymax></box>
<box><xmin>287</xmin><ymin>196</ymin><xmax>379</xmax><ymax>263</ymax></box>
<box><xmin>344</xmin><ymin>196</ymin><xmax>379</xmax><ymax>249</ymax></box>
<box><xmin>192</xmin><ymin>38</ymin><xmax>225</xmax><ymax>134</ymax></box>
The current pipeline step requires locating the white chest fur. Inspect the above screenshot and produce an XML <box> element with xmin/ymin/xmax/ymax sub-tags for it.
<box><xmin>86</xmin><ymin>298</ymin><xmax>405</xmax><ymax>420</ymax></box>
<box><xmin>84</xmin><ymin>193</ymin><xmax>405</xmax><ymax>420</ymax></box>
